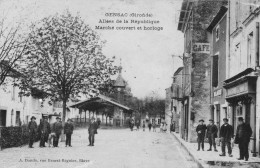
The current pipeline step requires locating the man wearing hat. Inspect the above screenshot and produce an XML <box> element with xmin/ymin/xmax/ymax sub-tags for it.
<box><xmin>38</xmin><ymin>116</ymin><xmax>51</xmax><ymax>147</ymax></box>
<box><xmin>64</xmin><ymin>119</ymin><xmax>74</xmax><ymax>147</ymax></box>
<box><xmin>53</xmin><ymin>117</ymin><xmax>63</xmax><ymax>147</ymax></box>
<box><xmin>196</xmin><ymin>119</ymin><xmax>207</xmax><ymax>151</ymax></box>
<box><xmin>28</xmin><ymin>116</ymin><xmax>37</xmax><ymax>148</ymax></box>
<box><xmin>206</xmin><ymin>119</ymin><xmax>218</xmax><ymax>152</ymax></box>
<box><xmin>235</xmin><ymin>117</ymin><xmax>252</xmax><ymax>161</ymax></box>
<box><xmin>88</xmin><ymin>117</ymin><xmax>98</xmax><ymax>146</ymax></box>
<box><xmin>219</xmin><ymin>118</ymin><xmax>233</xmax><ymax>157</ymax></box>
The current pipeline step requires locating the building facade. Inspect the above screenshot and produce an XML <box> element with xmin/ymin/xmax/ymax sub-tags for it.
<box><xmin>223</xmin><ymin>0</ymin><xmax>260</xmax><ymax>157</ymax></box>
<box><xmin>177</xmin><ymin>0</ymin><xmax>227</xmax><ymax>142</ymax></box>
<box><xmin>0</xmin><ymin>77</ymin><xmax>55</xmax><ymax>126</ymax></box>
<box><xmin>207</xmin><ymin>6</ymin><xmax>228</xmax><ymax>136</ymax></box>
<box><xmin>171</xmin><ymin>67</ymin><xmax>183</xmax><ymax>134</ymax></box>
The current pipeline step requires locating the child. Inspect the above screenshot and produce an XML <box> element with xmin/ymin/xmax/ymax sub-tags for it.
<box><xmin>163</xmin><ymin>123</ymin><xmax>167</xmax><ymax>132</ymax></box>
<box><xmin>48</xmin><ymin>132</ymin><xmax>56</xmax><ymax>147</ymax></box>
<box><xmin>160</xmin><ymin>123</ymin><xmax>163</xmax><ymax>133</ymax></box>
<box><xmin>152</xmin><ymin>121</ymin><xmax>156</xmax><ymax>132</ymax></box>
<box><xmin>142</xmin><ymin>121</ymin><xmax>145</xmax><ymax>131</ymax></box>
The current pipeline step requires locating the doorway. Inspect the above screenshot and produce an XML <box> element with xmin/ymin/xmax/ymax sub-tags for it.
<box><xmin>0</xmin><ymin>110</ymin><xmax>7</xmax><ymax>126</ymax></box>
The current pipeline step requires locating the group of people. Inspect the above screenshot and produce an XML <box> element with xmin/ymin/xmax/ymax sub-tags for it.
<box><xmin>196</xmin><ymin>117</ymin><xmax>252</xmax><ymax>161</ymax></box>
<box><xmin>28</xmin><ymin>116</ymin><xmax>99</xmax><ymax>148</ymax></box>
<box><xmin>142</xmin><ymin>121</ymin><xmax>157</xmax><ymax>132</ymax></box>
<box><xmin>129</xmin><ymin>118</ymin><xmax>167</xmax><ymax>132</ymax></box>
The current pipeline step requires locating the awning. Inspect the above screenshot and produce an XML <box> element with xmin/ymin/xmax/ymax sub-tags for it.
<box><xmin>70</xmin><ymin>94</ymin><xmax>132</xmax><ymax>112</ymax></box>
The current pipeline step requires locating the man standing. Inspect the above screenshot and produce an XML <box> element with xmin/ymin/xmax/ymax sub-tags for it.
<box><xmin>28</xmin><ymin>116</ymin><xmax>37</xmax><ymax>148</ymax></box>
<box><xmin>64</xmin><ymin>119</ymin><xmax>74</xmax><ymax>147</ymax></box>
<box><xmin>129</xmin><ymin>117</ymin><xmax>134</xmax><ymax>131</ymax></box>
<box><xmin>196</xmin><ymin>119</ymin><xmax>207</xmax><ymax>151</ymax></box>
<box><xmin>235</xmin><ymin>117</ymin><xmax>252</xmax><ymax>161</ymax></box>
<box><xmin>53</xmin><ymin>117</ymin><xmax>63</xmax><ymax>147</ymax></box>
<box><xmin>219</xmin><ymin>118</ymin><xmax>233</xmax><ymax>157</ymax></box>
<box><xmin>38</xmin><ymin>116</ymin><xmax>51</xmax><ymax>147</ymax></box>
<box><xmin>136</xmin><ymin>120</ymin><xmax>140</xmax><ymax>131</ymax></box>
<box><xmin>206</xmin><ymin>119</ymin><xmax>218</xmax><ymax>152</ymax></box>
<box><xmin>88</xmin><ymin>117</ymin><xmax>98</xmax><ymax>146</ymax></box>
<box><xmin>148</xmin><ymin>121</ymin><xmax>152</xmax><ymax>132</ymax></box>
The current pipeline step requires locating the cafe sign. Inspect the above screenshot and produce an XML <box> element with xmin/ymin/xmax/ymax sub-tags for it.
<box><xmin>193</xmin><ymin>43</ymin><xmax>210</xmax><ymax>54</ymax></box>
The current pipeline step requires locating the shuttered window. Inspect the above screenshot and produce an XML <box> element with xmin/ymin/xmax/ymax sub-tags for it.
<box><xmin>212</xmin><ymin>55</ymin><xmax>219</xmax><ymax>87</ymax></box>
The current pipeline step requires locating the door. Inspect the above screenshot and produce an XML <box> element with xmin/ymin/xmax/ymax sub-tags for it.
<box><xmin>16</xmin><ymin>111</ymin><xmax>20</xmax><ymax>126</ymax></box>
<box><xmin>0</xmin><ymin>110</ymin><xmax>7</xmax><ymax>127</ymax></box>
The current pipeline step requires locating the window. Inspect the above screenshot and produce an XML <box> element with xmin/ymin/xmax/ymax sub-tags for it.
<box><xmin>0</xmin><ymin>110</ymin><xmax>7</xmax><ymax>126</ymax></box>
<box><xmin>216</xmin><ymin>25</ymin><xmax>219</xmax><ymax>41</ymax></box>
<box><xmin>247</xmin><ymin>32</ymin><xmax>254</xmax><ymax>67</ymax></box>
<box><xmin>11</xmin><ymin>86</ymin><xmax>15</xmax><ymax>101</ymax></box>
<box><xmin>212</xmin><ymin>55</ymin><xmax>219</xmax><ymax>87</ymax></box>
<box><xmin>16</xmin><ymin>111</ymin><xmax>20</xmax><ymax>126</ymax></box>
<box><xmin>235</xmin><ymin>1</ymin><xmax>241</xmax><ymax>28</ymax></box>
<box><xmin>235</xmin><ymin>43</ymin><xmax>242</xmax><ymax>68</ymax></box>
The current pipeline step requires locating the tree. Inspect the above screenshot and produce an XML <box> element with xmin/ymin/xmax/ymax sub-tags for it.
<box><xmin>143</xmin><ymin>95</ymin><xmax>165</xmax><ymax>119</ymax></box>
<box><xmin>0</xmin><ymin>18</ymin><xmax>28</xmax><ymax>86</ymax></box>
<box><xmin>18</xmin><ymin>11</ymin><xmax>118</xmax><ymax>124</ymax></box>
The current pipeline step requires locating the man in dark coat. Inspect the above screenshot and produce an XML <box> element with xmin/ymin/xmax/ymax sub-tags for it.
<box><xmin>129</xmin><ymin>117</ymin><xmax>134</xmax><ymax>131</ymax></box>
<box><xmin>88</xmin><ymin>117</ymin><xmax>98</xmax><ymax>146</ymax></box>
<box><xmin>53</xmin><ymin>117</ymin><xmax>63</xmax><ymax>147</ymax></box>
<box><xmin>196</xmin><ymin>119</ymin><xmax>207</xmax><ymax>151</ymax></box>
<box><xmin>235</xmin><ymin>117</ymin><xmax>252</xmax><ymax>161</ymax></box>
<box><xmin>219</xmin><ymin>118</ymin><xmax>233</xmax><ymax>157</ymax></box>
<box><xmin>64</xmin><ymin>119</ymin><xmax>74</xmax><ymax>147</ymax></box>
<box><xmin>206</xmin><ymin>119</ymin><xmax>218</xmax><ymax>152</ymax></box>
<box><xmin>38</xmin><ymin>116</ymin><xmax>51</xmax><ymax>147</ymax></box>
<box><xmin>28</xmin><ymin>116</ymin><xmax>37</xmax><ymax>148</ymax></box>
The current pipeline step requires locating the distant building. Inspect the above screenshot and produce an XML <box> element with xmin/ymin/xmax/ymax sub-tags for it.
<box><xmin>0</xmin><ymin>78</ymin><xmax>55</xmax><ymax>126</ymax></box>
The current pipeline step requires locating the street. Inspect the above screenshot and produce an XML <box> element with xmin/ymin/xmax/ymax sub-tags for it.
<box><xmin>0</xmin><ymin>128</ymin><xmax>196</xmax><ymax>168</ymax></box>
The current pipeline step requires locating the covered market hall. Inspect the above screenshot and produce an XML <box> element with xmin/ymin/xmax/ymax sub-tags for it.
<box><xmin>70</xmin><ymin>94</ymin><xmax>133</xmax><ymax>127</ymax></box>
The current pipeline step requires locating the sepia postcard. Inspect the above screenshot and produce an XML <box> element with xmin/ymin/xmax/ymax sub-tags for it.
<box><xmin>1</xmin><ymin>0</ymin><xmax>260</xmax><ymax>168</ymax></box>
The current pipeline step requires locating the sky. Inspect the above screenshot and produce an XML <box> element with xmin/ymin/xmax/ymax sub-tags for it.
<box><xmin>0</xmin><ymin>0</ymin><xmax>184</xmax><ymax>99</ymax></box>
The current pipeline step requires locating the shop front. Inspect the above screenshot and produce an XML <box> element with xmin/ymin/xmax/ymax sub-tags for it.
<box><xmin>223</xmin><ymin>69</ymin><xmax>257</xmax><ymax>157</ymax></box>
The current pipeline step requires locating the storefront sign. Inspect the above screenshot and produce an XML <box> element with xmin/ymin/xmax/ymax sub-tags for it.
<box><xmin>193</xmin><ymin>43</ymin><xmax>210</xmax><ymax>53</ymax></box>
<box><xmin>213</xmin><ymin>89</ymin><xmax>222</xmax><ymax>97</ymax></box>
<box><xmin>226</xmin><ymin>82</ymin><xmax>248</xmax><ymax>97</ymax></box>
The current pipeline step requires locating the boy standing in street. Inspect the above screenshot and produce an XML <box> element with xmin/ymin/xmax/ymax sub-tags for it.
<box><xmin>53</xmin><ymin>117</ymin><xmax>63</xmax><ymax>147</ymax></box>
<box><xmin>206</xmin><ymin>119</ymin><xmax>218</xmax><ymax>152</ymax></box>
<box><xmin>196</xmin><ymin>119</ymin><xmax>207</xmax><ymax>151</ymax></box>
<box><xmin>28</xmin><ymin>116</ymin><xmax>37</xmax><ymax>148</ymax></box>
<box><xmin>64</xmin><ymin>119</ymin><xmax>74</xmax><ymax>147</ymax></box>
<box><xmin>219</xmin><ymin>118</ymin><xmax>233</xmax><ymax>157</ymax></box>
<box><xmin>38</xmin><ymin>116</ymin><xmax>51</xmax><ymax>148</ymax></box>
<box><xmin>88</xmin><ymin>117</ymin><xmax>98</xmax><ymax>146</ymax></box>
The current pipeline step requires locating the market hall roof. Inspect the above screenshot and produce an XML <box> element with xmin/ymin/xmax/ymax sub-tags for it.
<box><xmin>70</xmin><ymin>94</ymin><xmax>132</xmax><ymax>112</ymax></box>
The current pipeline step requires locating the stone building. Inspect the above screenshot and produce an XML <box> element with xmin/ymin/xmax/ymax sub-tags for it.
<box><xmin>0</xmin><ymin>78</ymin><xmax>55</xmax><ymax>126</ymax></box>
<box><xmin>177</xmin><ymin>0</ymin><xmax>227</xmax><ymax>142</ymax></box>
<box><xmin>223</xmin><ymin>0</ymin><xmax>260</xmax><ymax>157</ymax></box>
<box><xmin>207</xmin><ymin>6</ymin><xmax>228</xmax><ymax>136</ymax></box>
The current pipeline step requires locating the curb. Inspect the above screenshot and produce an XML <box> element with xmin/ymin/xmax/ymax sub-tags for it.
<box><xmin>171</xmin><ymin>132</ymin><xmax>206</xmax><ymax>168</ymax></box>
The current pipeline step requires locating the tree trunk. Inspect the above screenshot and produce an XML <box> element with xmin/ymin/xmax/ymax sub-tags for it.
<box><xmin>85</xmin><ymin>110</ymin><xmax>86</xmax><ymax>123</ymax></box>
<box><xmin>61</xmin><ymin>98</ymin><xmax>67</xmax><ymax>142</ymax></box>
<box><xmin>106</xmin><ymin>115</ymin><xmax>108</xmax><ymax>126</ymax></box>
